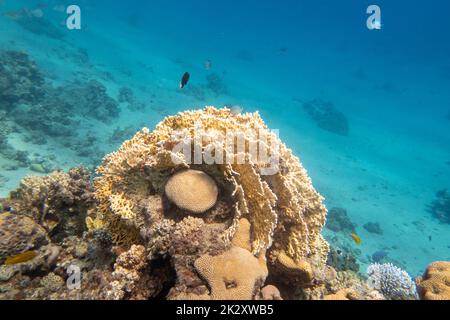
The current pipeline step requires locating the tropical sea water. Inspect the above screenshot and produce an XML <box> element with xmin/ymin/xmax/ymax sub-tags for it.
<box><xmin>0</xmin><ymin>0</ymin><xmax>449</xmax><ymax>278</ymax></box>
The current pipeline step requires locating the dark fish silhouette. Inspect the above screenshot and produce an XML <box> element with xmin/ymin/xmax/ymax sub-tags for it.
<box><xmin>180</xmin><ymin>72</ymin><xmax>190</xmax><ymax>89</ymax></box>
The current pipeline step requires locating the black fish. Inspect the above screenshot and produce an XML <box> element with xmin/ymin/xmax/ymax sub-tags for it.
<box><xmin>180</xmin><ymin>72</ymin><xmax>190</xmax><ymax>89</ymax></box>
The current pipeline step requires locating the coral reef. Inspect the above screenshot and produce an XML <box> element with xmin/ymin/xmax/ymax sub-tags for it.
<box><xmin>0</xmin><ymin>105</ymin><xmax>446</xmax><ymax>300</ymax></box>
<box><xmin>325</xmin><ymin>207</ymin><xmax>356</xmax><ymax>233</ymax></box>
<box><xmin>55</xmin><ymin>80</ymin><xmax>120</xmax><ymax>123</ymax></box>
<box><xmin>2</xmin><ymin>167</ymin><xmax>95</xmax><ymax>241</ymax></box>
<box><xmin>0</xmin><ymin>49</ymin><xmax>119</xmax><ymax>177</ymax></box>
<box><xmin>0</xmin><ymin>50</ymin><xmax>45</xmax><ymax>110</ymax></box>
<box><xmin>10</xmin><ymin>80</ymin><xmax>119</xmax><ymax>138</ymax></box>
<box><xmin>428</xmin><ymin>189</ymin><xmax>450</xmax><ymax>224</ymax></box>
<box><xmin>302</xmin><ymin>99</ymin><xmax>349</xmax><ymax>136</ymax></box>
<box><xmin>416</xmin><ymin>261</ymin><xmax>450</xmax><ymax>300</ymax></box>
<box><xmin>366</xmin><ymin>263</ymin><xmax>418</xmax><ymax>300</ymax></box>
<box><xmin>87</xmin><ymin>106</ymin><xmax>330</xmax><ymax>299</ymax></box>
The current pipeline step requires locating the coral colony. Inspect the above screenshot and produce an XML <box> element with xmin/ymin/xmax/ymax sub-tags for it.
<box><xmin>366</xmin><ymin>263</ymin><xmax>418</xmax><ymax>300</ymax></box>
<box><xmin>0</xmin><ymin>107</ymin><xmax>448</xmax><ymax>300</ymax></box>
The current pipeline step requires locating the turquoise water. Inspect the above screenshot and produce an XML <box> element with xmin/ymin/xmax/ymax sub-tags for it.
<box><xmin>1</xmin><ymin>0</ymin><xmax>449</xmax><ymax>277</ymax></box>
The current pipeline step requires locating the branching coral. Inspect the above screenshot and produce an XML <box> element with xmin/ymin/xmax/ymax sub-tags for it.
<box><xmin>106</xmin><ymin>245</ymin><xmax>148</xmax><ymax>300</ymax></box>
<box><xmin>367</xmin><ymin>263</ymin><xmax>418</xmax><ymax>300</ymax></box>
<box><xmin>416</xmin><ymin>261</ymin><xmax>450</xmax><ymax>300</ymax></box>
<box><xmin>87</xmin><ymin>106</ymin><xmax>329</xmax><ymax>299</ymax></box>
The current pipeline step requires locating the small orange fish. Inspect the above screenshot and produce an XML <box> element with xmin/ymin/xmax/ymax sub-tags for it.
<box><xmin>351</xmin><ymin>233</ymin><xmax>362</xmax><ymax>245</ymax></box>
<box><xmin>5</xmin><ymin>251</ymin><xmax>38</xmax><ymax>265</ymax></box>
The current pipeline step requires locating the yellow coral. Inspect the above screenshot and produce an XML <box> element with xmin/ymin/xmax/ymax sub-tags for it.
<box><xmin>277</xmin><ymin>251</ymin><xmax>314</xmax><ymax>283</ymax></box>
<box><xmin>88</xmin><ymin>107</ymin><xmax>329</xmax><ymax>267</ymax></box>
<box><xmin>231</xmin><ymin>218</ymin><xmax>252</xmax><ymax>252</ymax></box>
<box><xmin>165</xmin><ymin>170</ymin><xmax>218</xmax><ymax>214</ymax></box>
<box><xmin>416</xmin><ymin>261</ymin><xmax>450</xmax><ymax>300</ymax></box>
<box><xmin>109</xmin><ymin>193</ymin><xmax>136</xmax><ymax>221</ymax></box>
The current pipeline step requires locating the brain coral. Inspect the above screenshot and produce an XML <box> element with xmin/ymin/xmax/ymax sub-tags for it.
<box><xmin>195</xmin><ymin>246</ymin><xmax>268</xmax><ymax>300</ymax></box>
<box><xmin>165</xmin><ymin>169</ymin><xmax>218</xmax><ymax>214</ymax></box>
<box><xmin>87</xmin><ymin>106</ymin><xmax>329</xmax><ymax>299</ymax></box>
<box><xmin>416</xmin><ymin>261</ymin><xmax>450</xmax><ymax>300</ymax></box>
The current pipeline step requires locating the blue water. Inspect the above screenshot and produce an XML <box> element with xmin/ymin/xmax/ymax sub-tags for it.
<box><xmin>1</xmin><ymin>0</ymin><xmax>449</xmax><ymax>277</ymax></box>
